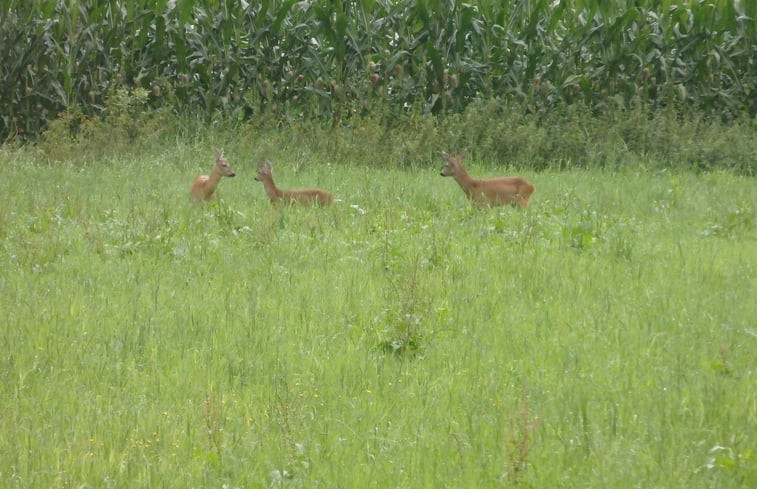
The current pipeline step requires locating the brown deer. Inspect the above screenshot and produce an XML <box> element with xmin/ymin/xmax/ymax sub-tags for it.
<box><xmin>440</xmin><ymin>151</ymin><xmax>534</xmax><ymax>208</ymax></box>
<box><xmin>254</xmin><ymin>160</ymin><xmax>334</xmax><ymax>206</ymax></box>
<box><xmin>190</xmin><ymin>149</ymin><xmax>236</xmax><ymax>202</ymax></box>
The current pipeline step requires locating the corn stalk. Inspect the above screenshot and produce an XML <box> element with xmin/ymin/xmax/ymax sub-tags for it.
<box><xmin>1</xmin><ymin>0</ymin><xmax>755</xmax><ymax>142</ymax></box>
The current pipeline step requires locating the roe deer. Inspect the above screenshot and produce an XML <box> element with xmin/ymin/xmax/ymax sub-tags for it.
<box><xmin>190</xmin><ymin>149</ymin><xmax>236</xmax><ymax>202</ymax></box>
<box><xmin>254</xmin><ymin>160</ymin><xmax>334</xmax><ymax>206</ymax></box>
<box><xmin>440</xmin><ymin>151</ymin><xmax>534</xmax><ymax>208</ymax></box>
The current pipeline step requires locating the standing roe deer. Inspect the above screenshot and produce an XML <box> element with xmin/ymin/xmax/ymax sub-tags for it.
<box><xmin>440</xmin><ymin>151</ymin><xmax>534</xmax><ymax>208</ymax></box>
<box><xmin>254</xmin><ymin>160</ymin><xmax>334</xmax><ymax>206</ymax></box>
<box><xmin>190</xmin><ymin>149</ymin><xmax>236</xmax><ymax>202</ymax></box>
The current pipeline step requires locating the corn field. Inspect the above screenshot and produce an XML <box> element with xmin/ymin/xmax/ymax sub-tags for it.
<box><xmin>2</xmin><ymin>0</ymin><xmax>755</xmax><ymax>142</ymax></box>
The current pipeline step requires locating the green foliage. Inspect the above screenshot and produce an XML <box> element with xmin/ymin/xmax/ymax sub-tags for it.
<box><xmin>32</xmin><ymin>88</ymin><xmax>757</xmax><ymax>175</ymax></box>
<box><xmin>37</xmin><ymin>86</ymin><xmax>174</xmax><ymax>160</ymax></box>
<box><xmin>2</xmin><ymin>0</ymin><xmax>755</xmax><ymax>143</ymax></box>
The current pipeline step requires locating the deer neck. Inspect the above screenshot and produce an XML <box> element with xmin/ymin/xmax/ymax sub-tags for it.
<box><xmin>260</xmin><ymin>175</ymin><xmax>283</xmax><ymax>201</ymax></box>
<box><xmin>207</xmin><ymin>167</ymin><xmax>224</xmax><ymax>190</ymax></box>
<box><xmin>453</xmin><ymin>165</ymin><xmax>476</xmax><ymax>192</ymax></box>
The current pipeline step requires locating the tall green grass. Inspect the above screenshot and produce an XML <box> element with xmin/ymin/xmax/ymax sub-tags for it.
<box><xmin>1</xmin><ymin>144</ymin><xmax>754</xmax><ymax>488</ymax></box>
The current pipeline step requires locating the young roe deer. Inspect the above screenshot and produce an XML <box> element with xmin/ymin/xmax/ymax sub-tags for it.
<box><xmin>190</xmin><ymin>149</ymin><xmax>236</xmax><ymax>202</ymax></box>
<box><xmin>440</xmin><ymin>151</ymin><xmax>534</xmax><ymax>208</ymax></box>
<box><xmin>254</xmin><ymin>160</ymin><xmax>334</xmax><ymax>206</ymax></box>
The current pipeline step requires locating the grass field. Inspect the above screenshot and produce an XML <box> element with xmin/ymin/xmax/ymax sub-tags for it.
<box><xmin>1</xmin><ymin>144</ymin><xmax>755</xmax><ymax>488</ymax></box>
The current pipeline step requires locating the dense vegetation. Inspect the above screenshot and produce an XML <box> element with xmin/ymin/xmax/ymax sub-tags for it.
<box><xmin>3</xmin><ymin>0</ymin><xmax>756</xmax><ymax>145</ymax></box>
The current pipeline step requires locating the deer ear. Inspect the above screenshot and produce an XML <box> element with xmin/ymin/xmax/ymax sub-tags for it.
<box><xmin>215</xmin><ymin>149</ymin><xmax>224</xmax><ymax>159</ymax></box>
<box><xmin>441</xmin><ymin>151</ymin><xmax>450</xmax><ymax>158</ymax></box>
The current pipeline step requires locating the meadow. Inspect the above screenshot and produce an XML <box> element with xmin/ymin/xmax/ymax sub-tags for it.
<box><xmin>0</xmin><ymin>139</ymin><xmax>755</xmax><ymax>488</ymax></box>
